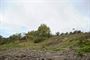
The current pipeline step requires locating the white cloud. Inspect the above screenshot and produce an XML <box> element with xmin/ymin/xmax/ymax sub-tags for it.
<box><xmin>0</xmin><ymin>0</ymin><xmax>90</xmax><ymax>36</ymax></box>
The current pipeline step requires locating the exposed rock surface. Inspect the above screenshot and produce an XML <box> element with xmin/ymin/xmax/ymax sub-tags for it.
<box><xmin>0</xmin><ymin>48</ymin><xmax>90</xmax><ymax>60</ymax></box>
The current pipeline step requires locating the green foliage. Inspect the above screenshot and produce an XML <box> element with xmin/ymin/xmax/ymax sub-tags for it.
<box><xmin>26</xmin><ymin>31</ymin><xmax>38</xmax><ymax>40</ymax></box>
<box><xmin>79</xmin><ymin>41</ymin><xmax>90</xmax><ymax>53</ymax></box>
<box><xmin>56</xmin><ymin>32</ymin><xmax>60</xmax><ymax>36</ymax></box>
<box><xmin>73</xmin><ymin>30</ymin><xmax>82</xmax><ymax>34</ymax></box>
<box><xmin>0</xmin><ymin>24</ymin><xmax>90</xmax><ymax>53</ymax></box>
<box><xmin>79</xmin><ymin>45</ymin><xmax>90</xmax><ymax>53</ymax></box>
<box><xmin>0</xmin><ymin>35</ymin><xmax>3</xmax><ymax>40</ymax></box>
<box><xmin>75</xmin><ymin>33</ymin><xmax>90</xmax><ymax>53</ymax></box>
<box><xmin>38</xmin><ymin>24</ymin><xmax>51</xmax><ymax>37</ymax></box>
<box><xmin>26</xmin><ymin>24</ymin><xmax>51</xmax><ymax>43</ymax></box>
<box><xmin>0</xmin><ymin>35</ymin><xmax>4</xmax><ymax>44</ymax></box>
<box><xmin>8</xmin><ymin>33</ymin><xmax>21</xmax><ymax>40</ymax></box>
<box><xmin>0</xmin><ymin>35</ymin><xmax>8</xmax><ymax>45</ymax></box>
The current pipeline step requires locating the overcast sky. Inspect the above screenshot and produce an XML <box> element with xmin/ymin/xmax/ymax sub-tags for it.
<box><xmin>0</xmin><ymin>0</ymin><xmax>90</xmax><ymax>37</ymax></box>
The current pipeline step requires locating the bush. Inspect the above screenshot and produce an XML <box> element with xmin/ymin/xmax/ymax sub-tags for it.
<box><xmin>34</xmin><ymin>37</ymin><xmax>46</xmax><ymax>43</ymax></box>
<box><xmin>38</xmin><ymin>24</ymin><xmax>51</xmax><ymax>38</ymax></box>
<box><xmin>56</xmin><ymin>32</ymin><xmax>60</xmax><ymax>36</ymax></box>
<box><xmin>76</xmin><ymin>34</ymin><xmax>90</xmax><ymax>53</ymax></box>
<box><xmin>26</xmin><ymin>24</ymin><xmax>51</xmax><ymax>43</ymax></box>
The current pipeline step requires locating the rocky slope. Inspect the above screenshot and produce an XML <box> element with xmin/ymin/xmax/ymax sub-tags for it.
<box><xmin>0</xmin><ymin>48</ymin><xmax>90</xmax><ymax>60</ymax></box>
<box><xmin>0</xmin><ymin>33</ymin><xmax>90</xmax><ymax>60</ymax></box>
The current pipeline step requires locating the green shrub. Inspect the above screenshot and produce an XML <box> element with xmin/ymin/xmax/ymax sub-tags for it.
<box><xmin>26</xmin><ymin>24</ymin><xmax>51</xmax><ymax>43</ymax></box>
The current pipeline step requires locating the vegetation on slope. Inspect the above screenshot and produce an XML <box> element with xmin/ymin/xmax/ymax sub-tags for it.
<box><xmin>0</xmin><ymin>24</ymin><xmax>90</xmax><ymax>54</ymax></box>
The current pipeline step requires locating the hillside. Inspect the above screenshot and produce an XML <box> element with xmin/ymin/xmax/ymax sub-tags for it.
<box><xmin>0</xmin><ymin>24</ymin><xmax>90</xmax><ymax>60</ymax></box>
<box><xmin>0</xmin><ymin>32</ymin><xmax>90</xmax><ymax>53</ymax></box>
<box><xmin>0</xmin><ymin>33</ymin><xmax>90</xmax><ymax>60</ymax></box>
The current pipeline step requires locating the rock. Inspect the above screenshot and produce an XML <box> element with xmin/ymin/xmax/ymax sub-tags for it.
<box><xmin>0</xmin><ymin>48</ymin><xmax>90</xmax><ymax>60</ymax></box>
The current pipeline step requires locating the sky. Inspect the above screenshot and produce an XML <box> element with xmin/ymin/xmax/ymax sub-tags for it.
<box><xmin>0</xmin><ymin>0</ymin><xmax>90</xmax><ymax>37</ymax></box>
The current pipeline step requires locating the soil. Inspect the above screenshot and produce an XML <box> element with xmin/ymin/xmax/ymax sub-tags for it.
<box><xmin>0</xmin><ymin>48</ymin><xmax>90</xmax><ymax>60</ymax></box>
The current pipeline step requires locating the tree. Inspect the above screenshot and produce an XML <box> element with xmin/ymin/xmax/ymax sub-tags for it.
<box><xmin>26</xmin><ymin>24</ymin><xmax>51</xmax><ymax>43</ymax></box>
<box><xmin>65</xmin><ymin>32</ymin><xmax>68</xmax><ymax>35</ymax></box>
<box><xmin>38</xmin><ymin>24</ymin><xmax>51</xmax><ymax>37</ymax></box>
<box><xmin>73</xmin><ymin>30</ymin><xmax>82</xmax><ymax>34</ymax></box>
<box><xmin>56</xmin><ymin>32</ymin><xmax>60</xmax><ymax>36</ymax></box>
<box><xmin>0</xmin><ymin>35</ymin><xmax>8</xmax><ymax>45</ymax></box>
<box><xmin>26</xmin><ymin>31</ymin><xmax>38</xmax><ymax>40</ymax></box>
<box><xmin>70</xmin><ymin>32</ymin><xmax>73</xmax><ymax>35</ymax></box>
<box><xmin>34</xmin><ymin>24</ymin><xmax>51</xmax><ymax>43</ymax></box>
<box><xmin>0</xmin><ymin>35</ymin><xmax>4</xmax><ymax>44</ymax></box>
<box><xmin>8</xmin><ymin>33</ymin><xmax>22</xmax><ymax>42</ymax></box>
<box><xmin>0</xmin><ymin>35</ymin><xmax>3</xmax><ymax>40</ymax></box>
<box><xmin>60</xmin><ymin>33</ymin><xmax>64</xmax><ymax>36</ymax></box>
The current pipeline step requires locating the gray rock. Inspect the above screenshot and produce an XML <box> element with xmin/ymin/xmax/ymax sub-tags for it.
<box><xmin>0</xmin><ymin>48</ymin><xmax>90</xmax><ymax>60</ymax></box>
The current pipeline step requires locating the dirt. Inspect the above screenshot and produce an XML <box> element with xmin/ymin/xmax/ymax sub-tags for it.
<box><xmin>0</xmin><ymin>48</ymin><xmax>90</xmax><ymax>60</ymax></box>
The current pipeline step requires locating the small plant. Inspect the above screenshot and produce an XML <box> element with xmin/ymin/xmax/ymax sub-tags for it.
<box><xmin>56</xmin><ymin>32</ymin><xmax>60</xmax><ymax>36</ymax></box>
